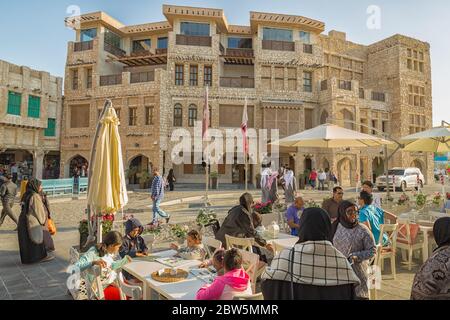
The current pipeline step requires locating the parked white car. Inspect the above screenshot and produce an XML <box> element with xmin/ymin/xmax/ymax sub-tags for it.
<box><xmin>376</xmin><ymin>167</ymin><xmax>424</xmax><ymax>192</ymax></box>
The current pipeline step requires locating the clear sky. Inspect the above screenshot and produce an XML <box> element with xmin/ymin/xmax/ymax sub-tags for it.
<box><xmin>0</xmin><ymin>0</ymin><xmax>448</xmax><ymax>125</ymax></box>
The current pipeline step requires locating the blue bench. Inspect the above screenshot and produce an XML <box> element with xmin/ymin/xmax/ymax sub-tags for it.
<box><xmin>78</xmin><ymin>177</ymin><xmax>88</xmax><ymax>194</ymax></box>
<box><xmin>42</xmin><ymin>178</ymin><xmax>75</xmax><ymax>197</ymax></box>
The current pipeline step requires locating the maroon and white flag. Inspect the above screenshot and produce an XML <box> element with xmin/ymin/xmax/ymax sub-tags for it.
<box><xmin>202</xmin><ymin>85</ymin><xmax>209</xmax><ymax>140</ymax></box>
<box><xmin>241</xmin><ymin>97</ymin><xmax>248</xmax><ymax>155</ymax></box>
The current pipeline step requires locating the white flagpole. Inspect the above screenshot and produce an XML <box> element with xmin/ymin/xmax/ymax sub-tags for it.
<box><xmin>204</xmin><ymin>86</ymin><xmax>209</xmax><ymax>204</ymax></box>
<box><xmin>243</xmin><ymin>97</ymin><xmax>248</xmax><ymax>192</ymax></box>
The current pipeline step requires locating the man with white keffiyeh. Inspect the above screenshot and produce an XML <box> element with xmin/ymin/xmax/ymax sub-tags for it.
<box><xmin>283</xmin><ymin>169</ymin><xmax>297</xmax><ymax>204</ymax></box>
<box><xmin>261</xmin><ymin>164</ymin><xmax>279</xmax><ymax>204</ymax></box>
<box><xmin>262</xmin><ymin>207</ymin><xmax>360</xmax><ymax>300</ymax></box>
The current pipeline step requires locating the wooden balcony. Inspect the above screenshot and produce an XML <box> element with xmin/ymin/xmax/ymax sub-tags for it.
<box><xmin>115</xmin><ymin>49</ymin><xmax>167</xmax><ymax>66</ymax></box>
<box><xmin>220</xmin><ymin>77</ymin><xmax>254</xmax><ymax>88</ymax></box>
<box><xmin>130</xmin><ymin>71</ymin><xmax>155</xmax><ymax>84</ymax></box>
<box><xmin>338</xmin><ymin>80</ymin><xmax>352</xmax><ymax>91</ymax></box>
<box><xmin>303</xmin><ymin>44</ymin><xmax>313</xmax><ymax>54</ymax></box>
<box><xmin>221</xmin><ymin>48</ymin><xmax>254</xmax><ymax>65</ymax></box>
<box><xmin>262</xmin><ymin>40</ymin><xmax>295</xmax><ymax>52</ymax></box>
<box><xmin>100</xmin><ymin>74</ymin><xmax>122</xmax><ymax>86</ymax></box>
<box><xmin>74</xmin><ymin>40</ymin><xmax>93</xmax><ymax>52</ymax></box>
<box><xmin>176</xmin><ymin>34</ymin><xmax>212</xmax><ymax>47</ymax></box>
<box><xmin>104</xmin><ymin>43</ymin><xmax>126</xmax><ymax>57</ymax></box>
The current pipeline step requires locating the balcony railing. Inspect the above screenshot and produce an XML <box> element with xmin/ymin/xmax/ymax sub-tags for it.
<box><xmin>104</xmin><ymin>42</ymin><xmax>126</xmax><ymax>57</ymax></box>
<box><xmin>262</xmin><ymin>40</ymin><xmax>295</xmax><ymax>52</ymax></box>
<box><xmin>130</xmin><ymin>71</ymin><xmax>155</xmax><ymax>84</ymax></box>
<box><xmin>74</xmin><ymin>40</ymin><xmax>93</xmax><ymax>52</ymax></box>
<box><xmin>224</xmin><ymin>48</ymin><xmax>254</xmax><ymax>58</ymax></box>
<box><xmin>155</xmin><ymin>48</ymin><xmax>168</xmax><ymax>55</ymax></box>
<box><xmin>220</xmin><ymin>77</ymin><xmax>254</xmax><ymax>88</ymax></box>
<box><xmin>176</xmin><ymin>34</ymin><xmax>212</xmax><ymax>47</ymax></box>
<box><xmin>100</xmin><ymin>74</ymin><xmax>122</xmax><ymax>86</ymax></box>
<box><xmin>338</xmin><ymin>80</ymin><xmax>352</xmax><ymax>91</ymax></box>
<box><xmin>303</xmin><ymin>44</ymin><xmax>313</xmax><ymax>54</ymax></box>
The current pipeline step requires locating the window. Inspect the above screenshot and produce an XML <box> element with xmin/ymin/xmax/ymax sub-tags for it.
<box><xmin>175</xmin><ymin>64</ymin><xmax>184</xmax><ymax>86</ymax></box>
<box><xmin>263</xmin><ymin>27</ymin><xmax>293</xmax><ymax>41</ymax></box>
<box><xmin>174</xmin><ymin>104</ymin><xmax>183</xmax><ymax>126</ymax></box>
<box><xmin>299</xmin><ymin>31</ymin><xmax>311</xmax><ymax>44</ymax></box>
<box><xmin>7</xmin><ymin>91</ymin><xmax>21</xmax><ymax>116</ymax></box>
<box><xmin>204</xmin><ymin>66</ymin><xmax>212</xmax><ymax>86</ymax></box>
<box><xmin>382</xmin><ymin>121</ymin><xmax>388</xmax><ymax>133</ymax></box>
<box><xmin>157</xmin><ymin>37</ymin><xmax>168</xmax><ymax>49</ymax></box>
<box><xmin>129</xmin><ymin>107</ymin><xmax>137</xmax><ymax>126</ymax></box>
<box><xmin>70</xmin><ymin>104</ymin><xmax>90</xmax><ymax>128</ymax></box>
<box><xmin>409</xmin><ymin>113</ymin><xmax>426</xmax><ymax>134</ymax></box>
<box><xmin>145</xmin><ymin>106</ymin><xmax>154</xmax><ymax>125</ymax></box>
<box><xmin>86</xmin><ymin>68</ymin><xmax>92</xmax><ymax>89</ymax></box>
<box><xmin>339</xmin><ymin>80</ymin><xmax>352</xmax><ymax>91</ymax></box>
<box><xmin>190</xmin><ymin>65</ymin><xmax>198</xmax><ymax>86</ymax></box>
<box><xmin>188</xmin><ymin>105</ymin><xmax>198</xmax><ymax>127</ymax></box>
<box><xmin>406</xmin><ymin>48</ymin><xmax>425</xmax><ymax>73</ymax></box>
<box><xmin>304</xmin><ymin>108</ymin><xmax>313</xmax><ymax>130</ymax></box>
<box><xmin>227</xmin><ymin>37</ymin><xmax>252</xmax><ymax>49</ymax></box>
<box><xmin>28</xmin><ymin>95</ymin><xmax>41</xmax><ymax>118</ymax></box>
<box><xmin>132</xmin><ymin>39</ymin><xmax>151</xmax><ymax>53</ymax></box>
<box><xmin>180</xmin><ymin>22</ymin><xmax>210</xmax><ymax>36</ymax></box>
<box><xmin>371</xmin><ymin>92</ymin><xmax>386</xmax><ymax>102</ymax></box>
<box><xmin>359</xmin><ymin>88</ymin><xmax>365</xmax><ymax>99</ymax></box>
<box><xmin>80</xmin><ymin>28</ymin><xmax>97</xmax><ymax>42</ymax></box>
<box><xmin>104</xmin><ymin>29</ymin><xmax>121</xmax><ymax>49</ymax></box>
<box><xmin>72</xmin><ymin>69</ymin><xmax>78</xmax><ymax>90</ymax></box>
<box><xmin>303</xmin><ymin>71</ymin><xmax>312</xmax><ymax>92</ymax></box>
<box><xmin>44</xmin><ymin>118</ymin><xmax>56</xmax><ymax>137</ymax></box>
<box><xmin>371</xmin><ymin>120</ymin><xmax>378</xmax><ymax>135</ymax></box>
<box><xmin>408</xmin><ymin>85</ymin><xmax>425</xmax><ymax>107</ymax></box>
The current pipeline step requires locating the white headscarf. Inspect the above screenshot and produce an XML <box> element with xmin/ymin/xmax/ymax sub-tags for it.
<box><xmin>261</xmin><ymin>167</ymin><xmax>271</xmax><ymax>190</ymax></box>
<box><xmin>284</xmin><ymin>170</ymin><xmax>294</xmax><ymax>189</ymax></box>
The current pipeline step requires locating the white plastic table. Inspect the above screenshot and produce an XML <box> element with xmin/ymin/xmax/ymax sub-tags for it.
<box><xmin>122</xmin><ymin>250</ymin><xmax>210</xmax><ymax>300</ymax></box>
<box><xmin>265</xmin><ymin>232</ymin><xmax>298</xmax><ymax>249</ymax></box>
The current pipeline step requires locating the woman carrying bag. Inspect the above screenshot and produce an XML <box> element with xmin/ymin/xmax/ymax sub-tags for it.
<box><xmin>17</xmin><ymin>178</ymin><xmax>54</xmax><ymax>264</ymax></box>
<box><xmin>41</xmin><ymin>191</ymin><xmax>56</xmax><ymax>252</ymax></box>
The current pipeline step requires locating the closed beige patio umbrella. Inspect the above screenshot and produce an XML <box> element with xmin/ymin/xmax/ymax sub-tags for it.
<box><xmin>86</xmin><ymin>100</ymin><xmax>128</xmax><ymax>243</ymax></box>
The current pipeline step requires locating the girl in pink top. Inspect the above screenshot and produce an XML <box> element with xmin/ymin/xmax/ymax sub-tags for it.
<box><xmin>196</xmin><ymin>248</ymin><xmax>252</xmax><ymax>300</ymax></box>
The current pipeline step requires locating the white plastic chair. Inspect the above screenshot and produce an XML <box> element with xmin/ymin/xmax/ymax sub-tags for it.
<box><xmin>237</xmin><ymin>249</ymin><xmax>260</xmax><ymax>294</ymax></box>
<box><xmin>376</xmin><ymin>224</ymin><xmax>399</xmax><ymax>280</ymax></box>
<box><xmin>225</xmin><ymin>235</ymin><xmax>254</xmax><ymax>251</ymax></box>
<box><xmin>117</xmin><ymin>272</ymin><xmax>142</xmax><ymax>300</ymax></box>
<box><xmin>233</xmin><ymin>292</ymin><xmax>264</xmax><ymax>300</ymax></box>
<box><xmin>396</xmin><ymin>220</ymin><xmax>425</xmax><ymax>270</ymax></box>
<box><xmin>84</xmin><ymin>265</ymin><xmax>105</xmax><ymax>300</ymax></box>
<box><xmin>202</xmin><ymin>237</ymin><xmax>222</xmax><ymax>259</ymax></box>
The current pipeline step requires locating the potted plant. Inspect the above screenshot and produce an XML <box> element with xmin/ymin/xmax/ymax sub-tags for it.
<box><xmin>78</xmin><ymin>218</ymin><xmax>113</xmax><ymax>252</ymax></box>
<box><xmin>254</xmin><ymin>201</ymin><xmax>273</xmax><ymax>214</ymax></box>
<box><xmin>432</xmin><ymin>192</ymin><xmax>442</xmax><ymax>209</ymax></box>
<box><xmin>210</xmin><ymin>171</ymin><xmax>219</xmax><ymax>190</ymax></box>
<box><xmin>142</xmin><ymin>224</ymin><xmax>162</xmax><ymax>252</ymax></box>
<box><xmin>171</xmin><ymin>224</ymin><xmax>189</xmax><ymax>244</ymax></box>
<box><xmin>138</xmin><ymin>170</ymin><xmax>151</xmax><ymax>189</ymax></box>
<box><xmin>415</xmin><ymin>193</ymin><xmax>427</xmax><ymax>211</ymax></box>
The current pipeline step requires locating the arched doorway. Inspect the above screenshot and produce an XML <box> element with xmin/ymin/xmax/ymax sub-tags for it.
<box><xmin>372</xmin><ymin>157</ymin><xmax>384</xmax><ymax>182</ymax></box>
<box><xmin>341</xmin><ymin>109</ymin><xmax>354</xmax><ymax>130</ymax></box>
<box><xmin>304</xmin><ymin>157</ymin><xmax>312</xmax><ymax>172</ymax></box>
<box><xmin>69</xmin><ymin>155</ymin><xmax>89</xmax><ymax>178</ymax></box>
<box><xmin>320</xmin><ymin>111</ymin><xmax>329</xmax><ymax>125</ymax></box>
<box><xmin>337</xmin><ymin>157</ymin><xmax>352</xmax><ymax>187</ymax></box>
<box><xmin>410</xmin><ymin>159</ymin><xmax>424</xmax><ymax>172</ymax></box>
<box><xmin>322</xmin><ymin>158</ymin><xmax>330</xmax><ymax>172</ymax></box>
<box><xmin>128</xmin><ymin>155</ymin><xmax>150</xmax><ymax>184</ymax></box>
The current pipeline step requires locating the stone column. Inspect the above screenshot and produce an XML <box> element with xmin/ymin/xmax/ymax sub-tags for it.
<box><xmin>33</xmin><ymin>150</ymin><xmax>45</xmax><ymax>180</ymax></box>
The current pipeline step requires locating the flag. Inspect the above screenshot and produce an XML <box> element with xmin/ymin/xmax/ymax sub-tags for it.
<box><xmin>202</xmin><ymin>85</ymin><xmax>209</xmax><ymax>140</ymax></box>
<box><xmin>241</xmin><ymin>97</ymin><xmax>248</xmax><ymax>155</ymax></box>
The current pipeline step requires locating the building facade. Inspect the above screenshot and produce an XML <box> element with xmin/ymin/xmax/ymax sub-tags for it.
<box><xmin>62</xmin><ymin>5</ymin><xmax>433</xmax><ymax>187</ymax></box>
<box><xmin>0</xmin><ymin>60</ymin><xmax>63</xmax><ymax>180</ymax></box>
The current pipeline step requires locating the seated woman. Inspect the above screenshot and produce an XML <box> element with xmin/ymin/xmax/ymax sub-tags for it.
<box><xmin>411</xmin><ymin>217</ymin><xmax>450</xmax><ymax>300</ymax></box>
<box><xmin>215</xmin><ymin>193</ymin><xmax>274</xmax><ymax>259</ymax></box>
<box><xmin>332</xmin><ymin>201</ymin><xmax>376</xmax><ymax>300</ymax></box>
<box><xmin>71</xmin><ymin>231</ymin><xmax>131</xmax><ymax>300</ymax></box>
<box><xmin>199</xmin><ymin>248</ymin><xmax>225</xmax><ymax>276</ymax></box>
<box><xmin>196</xmin><ymin>248</ymin><xmax>252</xmax><ymax>300</ymax></box>
<box><xmin>170</xmin><ymin>230</ymin><xmax>206</xmax><ymax>260</ymax></box>
<box><xmin>261</xmin><ymin>207</ymin><xmax>360</xmax><ymax>300</ymax></box>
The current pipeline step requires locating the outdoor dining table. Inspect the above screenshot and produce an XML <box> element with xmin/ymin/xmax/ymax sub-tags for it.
<box><xmin>122</xmin><ymin>250</ymin><xmax>214</xmax><ymax>300</ymax></box>
<box><xmin>264</xmin><ymin>232</ymin><xmax>298</xmax><ymax>249</ymax></box>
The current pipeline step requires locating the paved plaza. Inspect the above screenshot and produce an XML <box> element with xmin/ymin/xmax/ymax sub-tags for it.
<box><xmin>0</xmin><ymin>184</ymin><xmax>447</xmax><ymax>300</ymax></box>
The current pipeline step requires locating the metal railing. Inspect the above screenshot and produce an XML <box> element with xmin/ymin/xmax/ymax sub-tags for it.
<box><xmin>100</xmin><ymin>74</ymin><xmax>122</xmax><ymax>86</ymax></box>
<box><xmin>104</xmin><ymin>42</ymin><xmax>126</xmax><ymax>57</ymax></box>
<box><xmin>74</xmin><ymin>41</ymin><xmax>93</xmax><ymax>52</ymax></box>
<box><xmin>176</xmin><ymin>34</ymin><xmax>212</xmax><ymax>47</ymax></box>
<box><xmin>224</xmin><ymin>48</ymin><xmax>254</xmax><ymax>58</ymax></box>
<box><xmin>220</xmin><ymin>77</ymin><xmax>255</xmax><ymax>88</ymax></box>
<box><xmin>262</xmin><ymin>40</ymin><xmax>295</xmax><ymax>51</ymax></box>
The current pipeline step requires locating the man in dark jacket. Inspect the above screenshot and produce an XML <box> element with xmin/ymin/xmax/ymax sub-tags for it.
<box><xmin>261</xmin><ymin>207</ymin><xmax>359</xmax><ymax>300</ymax></box>
<box><xmin>0</xmin><ymin>174</ymin><xmax>18</xmax><ymax>228</ymax></box>
<box><xmin>215</xmin><ymin>193</ymin><xmax>274</xmax><ymax>254</ymax></box>
<box><xmin>119</xmin><ymin>218</ymin><xmax>148</xmax><ymax>282</ymax></box>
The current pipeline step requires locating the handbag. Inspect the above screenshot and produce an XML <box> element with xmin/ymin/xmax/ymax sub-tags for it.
<box><xmin>47</xmin><ymin>218</ymin><xmax>57</xmax><ymax>235</ymax></box>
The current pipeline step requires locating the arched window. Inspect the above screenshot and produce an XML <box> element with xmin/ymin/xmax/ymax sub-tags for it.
<box><xmin>188</xmin><ymin>104</ymin><xmax>197</xmax><ymax>127</ymax></box>
<box><xmin>320</xmin><ymin>111</ymin><xmax>329</xmax><ymax>125</ymax></box>
<box><xmin>173</xmin><ymin>104</ymin><xmax>183</xmax><ymax>127</ymax></box>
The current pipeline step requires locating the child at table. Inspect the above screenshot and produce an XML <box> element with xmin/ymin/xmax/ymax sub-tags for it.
<box><xmin>196</xmin><ymin>248</ymin><xmax>252</xmax><ymax>300</ymax></box>
<box><xmin>170</xmin><ymin>230</ymin><xmax>206</xmax><ymax>260</ymax></box>
<box><xmin>199</xmin><ymin>248</ymin><xmax>225</xmax><ymax>276</ymax></box>
<box><xmin>119</xmin><ymin>218</ymin><xmax>148</xmax><ymax>282</ymax></box>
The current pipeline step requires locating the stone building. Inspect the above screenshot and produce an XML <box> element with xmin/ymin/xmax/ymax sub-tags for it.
<box><xmin>62</xmin><ymin>5</ymin><xmax>433</xmax><ymax>187</ymax></box>
<box><xmin>0</xmin><ymin>60</ymin><xmax>63</xmax><ymax>180</ymax></box>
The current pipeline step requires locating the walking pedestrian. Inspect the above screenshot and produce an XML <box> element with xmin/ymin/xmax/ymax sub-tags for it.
<box><xmin>149</xmin><ymin>167</ymin><xmax>170</xmax><ymax>226</ymax></box>
<box><xmin>0</xmin><ymin>174</ymin><xmax>18</xmax><ymax>229</ymax></box>
<box><xmin>167</xmin><ymin>168</ymin><xmax>176</xmax><ymax>191</ymax></box>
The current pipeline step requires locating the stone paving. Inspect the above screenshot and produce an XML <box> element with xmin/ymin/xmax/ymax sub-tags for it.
<box><xmin>0</xmin><ymin>185</ymin><xmax>446</xmax><ymax>300</ymax></box>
